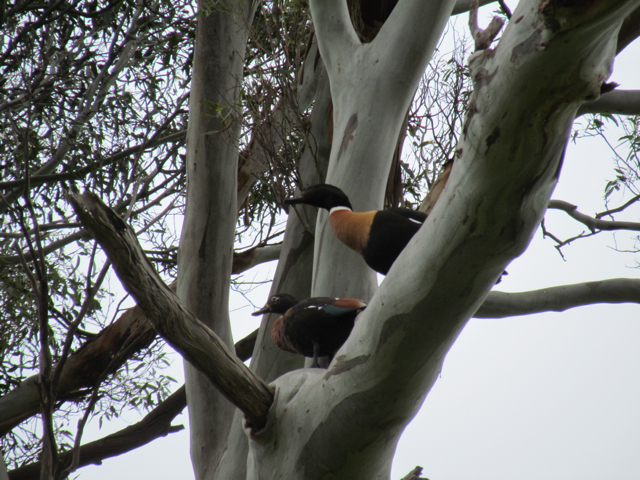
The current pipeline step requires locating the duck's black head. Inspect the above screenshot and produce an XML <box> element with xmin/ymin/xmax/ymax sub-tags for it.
<box><xmin>252</xmin><ymin>293</ymin><xmax>299</xmax><ymax>316</ymax></box>
<box><xmin>284</xmin><ymin>184</ymin><xmax>352</xmax><ymax>211</ymax></box>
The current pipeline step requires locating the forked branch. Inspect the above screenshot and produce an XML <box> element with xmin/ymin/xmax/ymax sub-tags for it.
<box><xmin>548</xmin><ymin>199</ymin><xmax>640</xmax><ymax>232</ymax></box>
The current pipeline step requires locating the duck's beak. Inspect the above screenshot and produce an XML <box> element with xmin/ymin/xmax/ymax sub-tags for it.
<box><xmin>252</xmin><ymin>304</ymin><xmax>271</xmax><ymax>316</ymax></box>
<box><xmin>284</xmin><ymin>195</ymin><xmax>304</xmax><ymax>206</ymax></box>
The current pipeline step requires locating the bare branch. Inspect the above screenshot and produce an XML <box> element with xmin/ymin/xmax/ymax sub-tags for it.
<box><xmin>452</xmin><ymin>0</ymin><xmax>496</xmax><ymax>15</ymax></box>
<box><xmin>0</xmin><ymin>0</ymin><xmax>147</xmax><ymax>215</ymax></box>
<box><xmin>469</xmin><ymin>0</ymin><xmax>504</xmax><ymax>51</ymax></box>
<box><xmin>0</xmin><ymin>131</ymin><xmax>187</xmax><ymax>192</ymax></box>
<box><xmin>0</xmin><ymin>302</ymin><xmax>157</xmax><ymax>436</ymax></box>
<box><xmin>476</xmin><ymin>279</ymin><xmax>640</xmax><ymax>318</ymax></box>
<box><xmin>7</xmin><ymin>387</ymin><xmax>187</xmax><ymax>480</ymax></box>
<box><xmin>618</xmin><ymin>5</ymin><xmax>640</xmax><ymax>53</ymax></box>
<box><xmin>400</xmin><ymin>466</ymin><xmax>429</xmax><ymax>480</ymax></box>
<box><xmin>597</xmin><ymin>193</ymin><xmax>640</xmax><ymax>218</ymax></box>
<box><xmin>577</xmin><ymin>89</ymin><xmax>640</xmax><ymax>116</ymax></box>
<box><xmin>0</xmin><ymin>295</ymin><xmax>259</xmax><ymax>436</ymax></box>
<box><xmin>232</xmin><ymin>244</ymin><xmax>282</xmax><ymax>274</ymax></box>
<box><xmin>548</xmin><ymin>199</ymin><xmax>640</xmax><ymax>232</ymax></box>
<box><xmin>67</xmin><ymin>190</ymin><xmax>274</xmax><ymax>429</ymax></box>
<box><xmin>0</xmin><ymin>230</ymin><xmax>88</xmax><ymax>266</ymax></box>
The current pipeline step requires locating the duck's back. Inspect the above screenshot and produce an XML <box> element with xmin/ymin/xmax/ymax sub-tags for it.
<box><xmin>362</xmin><ymin>208</ymin><xmax>426</xmax><ymax>274</ymax></box>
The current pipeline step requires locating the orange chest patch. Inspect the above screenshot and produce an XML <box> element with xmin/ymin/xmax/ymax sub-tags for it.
<box><xmin>329</xmin><ymin>210</ymin><xmax>375</xmax><ymax>255</ymax></box>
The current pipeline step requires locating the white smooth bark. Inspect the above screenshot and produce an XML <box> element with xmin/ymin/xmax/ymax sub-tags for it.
<box><xmin>246</xmin><ymin>1</ymin><xmax>640</xmax><ymax>479</ymax></box>
<box><xmin>213</xmin><ymin>40</ymin><xmax>333</xmax><ymax>480</ymax></box>
<box><xmin>309</xmin><ymin>0</ymin><xmax>458</xmax><ymax>300</ymax></box>
<box><xmin>477</xmin><ymin>279</ymin><xmax>640</xmax><ymax>318</ymax></box>
<box><xmin>577</xmin><ymin>89</ymin><xmax>640</xmax><ymax>115</ymax></box>
<box><xmin>178</xmin><ymin>1</ymin><xmax>256</xmax><ymax>478</ymax></box>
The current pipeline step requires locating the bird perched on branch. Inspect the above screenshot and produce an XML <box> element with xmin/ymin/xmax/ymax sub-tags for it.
<box><xmin>253</xmin><ymin>293</ymin><xmax>367</xmax><ymax>368</ymax></box>
<box><xmin>285</xmin><ymin>184</ymin><xmax>427</xmax><ymax>274</ymax></box>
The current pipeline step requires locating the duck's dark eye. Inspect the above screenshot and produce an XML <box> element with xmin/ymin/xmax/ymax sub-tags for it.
<box><xmin>271</xmin><ymin>296</ymin><xmax>277</xmax><ymax>302</ymax></box>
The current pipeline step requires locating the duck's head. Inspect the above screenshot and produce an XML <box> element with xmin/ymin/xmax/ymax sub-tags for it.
<box><xmin>285</xmin><ymin>184</ymin><xmax>352</xmax><ymax>211</ymax></box>
<box><xmin>252</xmin><ymin>293</ymin><xmax>299</xmax><ymax>316</ymax></box>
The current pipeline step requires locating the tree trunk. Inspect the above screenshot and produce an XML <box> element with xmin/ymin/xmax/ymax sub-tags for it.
<box><xmin>213</xmin><ymin>38</ymin><xmax>334</xmax><ymax>480</ymax></box>
<box><xmin>310</xmin><ymin>0</ymin><xmax>458</xmax><ymax>300</ymax></box>
<box><xmin>178</xmin><ymin>2</ymin><xmax>257</xmax><ymax>478</ymax></box>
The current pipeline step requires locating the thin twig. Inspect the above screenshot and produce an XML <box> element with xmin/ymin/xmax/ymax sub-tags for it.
<box><xmin>596</xmin><ymin>193</ymin><xmax>640</xmax><ymax>219</ymax></box>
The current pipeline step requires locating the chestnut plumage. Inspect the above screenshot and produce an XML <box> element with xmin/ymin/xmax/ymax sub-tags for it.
<box><xmin>253</xmin><ymin>293</ymin><xmax>367</xmax><ymax>367</ymax></box>
<box><xmin>285</xmin><ymin>184</ymin><xmax>427</xmax><ymax>274</ymax></box>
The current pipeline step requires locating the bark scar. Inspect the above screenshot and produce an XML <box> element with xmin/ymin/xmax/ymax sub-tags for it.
<box><xmin>486</xmin><ymin>126</ymin><xmax>501</xmax><ymax>149</ymax></box>
<box><xmin>324</xmin><ymin>354</ymin><xmax>369</xmax><ymax>379</ymax></box>
<box><xmin>337</xmin><ymin>113</ymin><xmax>358</xmax><ymax>163</ymax></box>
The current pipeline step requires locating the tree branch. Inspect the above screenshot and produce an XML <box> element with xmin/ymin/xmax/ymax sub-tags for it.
<box><xmin>373</xmin><ymin>0</ymin><xmax>458</xmax><ymax>98</ymax></box>
<box><xmin>476</xmin><ymin>279</ymin><xmax>640</xmax><ymax>318</ymax></box>
<box><xmin>0</xmin><ymin>3</ymin><xmax>146</xmax><ymax>215</ymax></box>
<box><xmin>548</xmin><ymin>199</ymin><xmax>640</xmax><ymax>231</ymax></box>
<box><xmin>7</xmin><ymin>387</ymin><xmax>187</xmax><ymax>480</ymax></box>
<box><xmin>452</xmin><ymin>0</ymin><xmax>496</xmax><ymax>15</ymax></box>
<box><xmin>617</xmin><ymin>5</ymin><xmax>640</xmax><ymax>53</ymax></box>
<box><xmin>597</xmin><ymin>193</ymin><xmax>640</xmax><ymax>218</ymax></box>
<box><xmin>0</xmin><ymin>302</ymin><xmax>157</xmax><ymax>435</ymax></box>
<box><xmin>7</xmin><ymin>318</ymin><xmax>259</xmax><ymax>480</ymax></box>
<box><xmin>67</xmin><ymin>190</ymin><xmax>273</xmax><ymax>429</ymax></box>
<box><xmin>0</xmin><ymin>230</ymin><xmax>88</xmax><ymax>266</ymax></box>
<box><xmin>259</xmin><ymin>1</ymin><xmax>640</xmax><ymax>476</ymax></box>
<box><xmin>0</xmin><ymin>131</ymin><xmax>187</xmax><ymax>192</ymax></box>
<box><xmin>0</xmin><ymin>234</ymin><xmax>274</xmax><ymax>435</ymax></box>
<box><xmin>232</xmin><ymin>244</ymin><xmax>282</xmax><ymax>274</ymax></box>
<box><xmin>468</xmin><ymin>0</ymin><xmax>504</xmax><ymax>51</ymax></box>
<box><xmin>0</xmin><ymin>289</ymin><xmax>259</xmax><ymax>436</ymax></box>
<box><xmin>308</xmin><ymin>0</ymin><xmax>360</xmax><ymax>76</ymax></box>
<box><xmin>577</xmin><ymin>89</ymin><xmax>640</xmax><ymax>116</ymax></box>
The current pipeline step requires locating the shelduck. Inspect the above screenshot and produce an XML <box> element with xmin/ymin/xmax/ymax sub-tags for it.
<box><xmin>285</xmin><ymin>184</ymin><xmax>427</xmax><ymax>274</ymax></box>
<box><xmin>253</xmin><ymin>293</ymin><xmax>367</xmax><ymax>367</ymax></box>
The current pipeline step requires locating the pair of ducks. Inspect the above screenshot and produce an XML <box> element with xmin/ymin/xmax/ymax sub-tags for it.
<box><xmin>254</xmin><ymin>184</ymin><xmax>427</xmax><ymax>367</ymax></box>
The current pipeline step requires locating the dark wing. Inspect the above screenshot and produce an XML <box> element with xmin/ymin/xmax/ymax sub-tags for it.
<box><xmin>293</xmin><ymin>297</ymin><xmax>365</xmax><ymax>317</ymax></box>
<box><xmin>389</xmin><ymin>207</ymin><xmax>427</xmax><ymax>224</ymax></box>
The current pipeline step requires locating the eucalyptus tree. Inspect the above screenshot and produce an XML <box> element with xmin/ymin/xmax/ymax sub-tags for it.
<box><xmin>3</xmin><ymin>0</ymin><xmax>640</xmax><ymax>479</ymax></box>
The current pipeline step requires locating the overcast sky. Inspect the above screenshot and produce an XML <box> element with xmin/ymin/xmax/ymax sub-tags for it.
<box><xmin>78</xmin><ymin>3</ymin><xmax>640</xmax><ymax>479</ymax></box>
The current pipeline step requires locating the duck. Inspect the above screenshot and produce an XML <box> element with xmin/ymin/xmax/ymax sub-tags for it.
<box><xmin>285</xmin><ymin>184</ymin><xmax>427</xmax><ymax>274</ymax></box>
<box><xmin>253</xmin><ymin>293</ymin><xmax>367</xmax><ymax>367</ymax></box>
